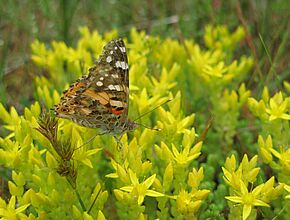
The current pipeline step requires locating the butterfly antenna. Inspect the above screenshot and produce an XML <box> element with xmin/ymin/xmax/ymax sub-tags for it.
<box><xmin>133</xmin><ymin>98</ymin><xmax>173</xmax><ymax>122</ymax></box>
<box><xmin>135</xmin><ymin>122</ymin><xmax>161</xmax><ymax>131</ymax></box>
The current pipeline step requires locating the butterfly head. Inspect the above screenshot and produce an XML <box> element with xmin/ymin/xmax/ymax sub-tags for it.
<box><xmin>125</xmin><ymin>120</ymin><xmax>139</xmax><ymax>132</ymax></box>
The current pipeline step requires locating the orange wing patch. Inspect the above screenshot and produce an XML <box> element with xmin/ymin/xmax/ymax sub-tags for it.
<box><xmin>64</xmin><ymin>82</ymin><xmax>86</xmax><ymax>97</ymax></box>
<box><xmin>111</xmin><ymin>108</ymin><xmax>123</xmax><ymax>115</ymax></box>
<box><xmin>83</xmin><ymin>90</ymin><xmax>111</xmax><ymax>105</ymax></box>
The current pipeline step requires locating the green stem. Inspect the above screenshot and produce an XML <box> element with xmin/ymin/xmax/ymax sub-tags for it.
<box><xmin>67</xmin><ymin>178</ymin><xmax>86</xmax><ymax>211</ymax></box>
<box><xmin>87</xmin><ymin>185</ymin><xmax>102</xmax><ymax>214</ymax></box>
<box><xmin>75</xmin><ymin>188</ymin><xmax>86</xmax><ymax>212</ymax></box>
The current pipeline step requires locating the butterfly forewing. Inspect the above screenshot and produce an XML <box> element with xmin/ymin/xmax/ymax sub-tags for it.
<box><xmin>96</xmin><ymin>39</ymin><xmax>129</xmax><ymax>87</ymax></box>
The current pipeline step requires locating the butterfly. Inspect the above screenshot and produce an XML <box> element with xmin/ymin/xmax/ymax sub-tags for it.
<box><xmin>54</xmin><ymin>39</ymin><xmax>139</xmax><ymax>139</ymax></box>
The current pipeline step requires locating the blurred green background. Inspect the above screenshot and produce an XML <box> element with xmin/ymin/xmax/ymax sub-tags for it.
<box><xmin>0</xmin><ymin>0</ymin><xmax>289</xmax><ymax>109</ymax></box>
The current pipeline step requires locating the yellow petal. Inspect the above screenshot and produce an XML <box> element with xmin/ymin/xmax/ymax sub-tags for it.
<box><xmin>284</xmin><ymin>184</ymin><xmax>290</xmax><ymax>192</ymax></box>
<box><xmin>128</xmin><ymin>170</ymin><xmax>139</xmax><ymax>185</ymax></box>
<box><xmin>240</xmin><ymin>181</ymin><xmax>248</xmax><ymax>195</ymax></box>
<box><xmin>138</xmin><ymin>195</ymin><xmax>144</xmax><ymax>205</ymax></box>
<box><xmin>280</xmin><ymin>113</ymin><xmax>290</xmax><ymax>120</ymax></box>
<box><xmin>120</xmin><ymin>186</ymin><xmax>133</xmax><ymax>192</ymax></box>
<box><xmin>143</xmin><ymin>174</ymin><xmax>156</xmax><ymax>189</ymax></box>
<box><xmin>243</xmin><ymin>204</ymin><xmax>252</xmax><ymax>220</ymax></box>
<box><xmin>252</xmin><ymin>199</ymin><xmax>270</xmax><ymax>207</ymax></box>
<box><xmin>225</xmin><ymin>196</ymin><xmax>243</xmax><ymax>203</ymax></box>
<box><xmin>252</xmin><ymin>184</ymin><xmax>264</xmax><ymax>196</ymax></box>
<box><xmin>145</xmin><ymin>190</ymin><xmax>165</xmax><ymax>197</ymax></box>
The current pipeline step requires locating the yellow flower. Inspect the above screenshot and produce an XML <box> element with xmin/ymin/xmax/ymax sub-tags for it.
<box><xmin>176</xmin><ymin>190</ymin><xmax>203</xmax><ymax>215</ymax></box>
<box><xmin>203</xmin><ymin>62</ymin><xmax>227</xmax><ymax>78</ymax></box>
<box><xmin>265</xmin><ymin>95</ymin><xmax>290</xmax><ymax>121</ymax></box>
<box><xmin>258</xmin><ymin>135</ymin><xmax>273</xmax><ymax>164</ymax></box>
<box><xmin>223</xmin><ymin>155</ymin><xmax>260</xmax><ymax>190</ymax></box>
<box><xmin>155</xmin><ymin>141</ymin><xmax>202</xmax><ymax>167</ymax></box>
<box><xmin>240</xmin><ymin>155</ymin><xmax>260</xmax><ymax>184</ymax></box>
<box><xmin>171</xmin><ymin>142</ymin><xmax>202</xmax><ymax>166</ymax></box>
<box><xmin>270</xmin><ymin>147</ymin><xmax>290</xmax><ymax>172</ymax></box>
<box><xmin>225</xmin><ymin>181</ymin><xmax>269</xmax><ymax>220</ymax></box>
<box><xmin>119</xmin><ymin>170</ymin><xmax>164</xmax><ymax>205</ymax></box>
<box><xmin>0</xmin><ymin>196</ymin><xmax>30</xmax><ymax>219</ymax></box>
<box><xmin>222</xmin><ymin>167</ymin><xmax>242</xmax><ymax>191</ymax></box>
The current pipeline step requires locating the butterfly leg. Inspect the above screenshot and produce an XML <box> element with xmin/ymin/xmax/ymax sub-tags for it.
<box><xmin>113</xmin><ymin>135</ymin><xmax>123</xmax><ymax>148</ymax></box>
<box><xmin>113</xmin><ymin>135</ymin><xmax>125</xmax><ymax>160</ymax></box>
<box><xmin>76</xmin><ymin>132</ymin><xmax>107</xmax><ymax>150</ymax></box>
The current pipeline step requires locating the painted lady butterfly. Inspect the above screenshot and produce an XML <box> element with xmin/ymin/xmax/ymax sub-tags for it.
<box><xmin>54</xmin><ymin>39</ymin><xmax>139</xmax><ymax>138</ymax></box>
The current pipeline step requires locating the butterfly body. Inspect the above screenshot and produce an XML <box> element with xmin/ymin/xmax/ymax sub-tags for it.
<box><xmin>54</xmin><ymin>39</ymin><xmax>139</xmax><ymax>135</ymax></box>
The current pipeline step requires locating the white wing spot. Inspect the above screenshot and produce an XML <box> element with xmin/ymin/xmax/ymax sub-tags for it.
<box><xmin>115</xmin><ymin>61</ymin><xmax>128</xmax><ymax>70</ymax></box>
<box><xmin>115</xmin><ymin>61</ymin><xmax>121</xmax><ymax>68</ymax></box>
<box><xmin>105</xmin><ymin>73</ymin><xmax>109</xmax><ymax>77</ymax></box>
<box><xmin>114</xmin><ymin>46</ymin><xmax>118</xmax><ymax>50</ymax></box>
<box><xmin>110</xmin><ymin>50</ymin><xmax>114</xmax><ymax>54</ymax></box>
<box><xmin>114</xmin><ymin>85</ymin><xmax>122</xmax><ymax>91</ymax></box>
<box><xmin>108</xmin><ymin>85</ymin><xmax>115</xmax><ymax>90</ymax></box>
<box><xmin>112</xmin><ymin>74</ymin><xmax>119</xmax><ymax>78</ymax></box>
<box><xmin>120</xmin><ymin>47</ymin><xmax>126</xmax><ymax>52</ymax></box>
<box><xmin>108</xmin><ymin>85</ymin><xmax>122</xmax><ymax>91</ymax></box>
<box><xmin>96</xmin><ymin>81</ymin><xmax>103</xmax><ymax>86</ymax></box>
<box><xmin>106</xmin><ymin>56</ymin><xmax>112</xmax><ymax>63</ymax></box>
<box><xmin>100</xmin><ymin>77</ymin><xmax>104</xmax><ymax>80</ymax></box>
<box><xmin>121</xmin><ymin>62</ymin><xmax>128</xmax><ymax>70</ymax></box>
<box><xmin>110</xmin><ymin>100</ymin><xmax>123</xmax><ymax>107</ymax></box>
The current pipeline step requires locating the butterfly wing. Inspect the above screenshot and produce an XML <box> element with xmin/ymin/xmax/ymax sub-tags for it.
<box><xmin>54</xmin><ymin>39</ymin><xmax>130</xmax><ymax>133</ymax></box>
<box><xmin>97</xmin><ymin>38</ymin><xmax>129</xmax><ymax>87</ymax></box>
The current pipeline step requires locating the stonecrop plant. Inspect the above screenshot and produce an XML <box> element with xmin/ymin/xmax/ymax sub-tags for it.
<box><xmin>0</xmin><ymin>26</ymin><xmax>289</xmax><ymax>219</ymax></box>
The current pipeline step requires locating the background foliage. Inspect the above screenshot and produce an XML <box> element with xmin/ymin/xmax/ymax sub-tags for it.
<box><xmin>0</xmin><ymin>1</ymin><xmax>289</xmax><ymax>220</ymax></box>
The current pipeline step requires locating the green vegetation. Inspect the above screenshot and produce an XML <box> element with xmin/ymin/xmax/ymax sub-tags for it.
<box><xmin>0</xmin><ymin>1</ymin><xmax>289</xmax><ymax>220</ymax></box>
